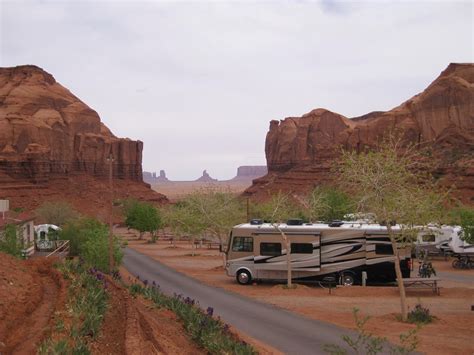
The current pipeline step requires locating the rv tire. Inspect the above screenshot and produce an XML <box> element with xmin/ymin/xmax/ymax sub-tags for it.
<box><xmin>339</xmin><ymin>271</ymin><xmax>355</xmax><ymax>286</ymax></box>
<box><xmin>236</xmin><ymin>269</ymin><xmax>252</xmax><ymax>285</ymax></box>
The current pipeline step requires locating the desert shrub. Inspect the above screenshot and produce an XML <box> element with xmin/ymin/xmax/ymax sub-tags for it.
<box><xmin>0</xmin><ymin>224</ymin><xmax>22</xmax><ymax>257</ymax></box>
<box><xmin>35</xmin><ymin>201</ymin><xmax>79</xmax><ymax>226</ymax></box>
<box><xmin>324</xmin><ymin>308</ymin><xmax>419</xmax><ymax>355</ymax></box>
<box><xmin>60</xmin><ymin>218</ymin><xmax>122</xmax><ymax>272</ymax></box>
<box><xmin>128</xmin><ymin>280</ymin><xmax>256</xmax><ymax>354</ymax></box>
<box><xmin>407</xmin><ymin>304</ymin><xmax>433</xmax><ymax>325</ymax></box>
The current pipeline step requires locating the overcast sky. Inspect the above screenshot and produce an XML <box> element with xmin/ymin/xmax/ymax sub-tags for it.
<box><xmin>1</xmin><ymin>0</ymin><xmax>472</xmax><ymax>180</ymax></box>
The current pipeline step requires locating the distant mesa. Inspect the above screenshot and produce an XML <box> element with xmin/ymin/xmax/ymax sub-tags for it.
<box><xmin>144</xmin><ymin>166</ymin><xmax>267</xmax><ymax>184</ymax></box>
<box><xmin>229</xmin><ymin>166</ymin><xmax>267</xmax><ymax>181</ymax></box>
<box><xmin>143</xmin><ymin>170</ymin><xmax>169</xmax><ymax>184</ymax></box>
<box><xmin>195</xmin><ymin>170</ymin><xmax>218</xmax><ymax>182</ymax></box>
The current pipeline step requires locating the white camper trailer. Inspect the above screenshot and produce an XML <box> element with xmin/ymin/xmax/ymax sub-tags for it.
<box><xmin>225</xmin><ymin>220</ymin><xmax>411</xmax><ymax>285</ymax></box>
<box><xmin>447</xmin><ymin>226</ymin><xmax>474</xmax><ymax>269</ymax></box>
<box><xmin>34</xmin><ymin>224</ymin><xmax>61</xmax><ymax>250</ymax></box>
<box><xmin>415</xmin><ymin>225</ymin><xmax>458</xmax><ymax>257</ymax></box>
<box><xmin>448</xmin><ymin>226</ymin><xmax>474</xmax><ymax>255</ymax></box>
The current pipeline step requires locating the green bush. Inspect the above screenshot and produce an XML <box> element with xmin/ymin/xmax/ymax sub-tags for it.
<box><xmin>124</xmin><ymin>200</ymin><xmax>162</xmax><ymax>239</ymax></box>
<box><xmin>0</xmin><ymin>224</ymin><xmax>22</xmax><ymax>257</ymax></box>
<box><xmin>407</xmin><ymin>304</ymin><xmax>434</xmax><ymax>325</ymax></box>
<box><xmin>60</xmin><ymin>218</ymin><xmax>122</xmax><ymax>272</ymax></box>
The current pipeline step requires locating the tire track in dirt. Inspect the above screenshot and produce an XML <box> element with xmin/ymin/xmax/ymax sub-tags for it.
<box><xmin>92</xmin><ymin>277</ymin><xmax>203</xmax><ymax>355</ymax></box>
<box><xmin>6</xmin><ymin>275</ymin><xmax>58</xmax><ymax>354</ymax></box>
<box><xmin>0</xmin><ymin>256</ymin><xmax>65</xmax><ymax>355</ymax></box>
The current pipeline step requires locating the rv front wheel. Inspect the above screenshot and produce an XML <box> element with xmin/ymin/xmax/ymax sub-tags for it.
<box><xmin>339</xmin><ymin>272</ymin><xmax>355</xmax><ymax>286</ymax></box>
<box><xmin>236</xmin><ymin>270</ymin><xmax>252</xmax><ymax>285</ymax></box>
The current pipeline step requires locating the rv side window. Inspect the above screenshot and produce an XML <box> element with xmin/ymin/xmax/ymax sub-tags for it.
<box><xmin>375</xmin><ymin>244</ymin><xmax>394</xmax><ymax>255</ymax></box>
<box><xmin>421</xmin><ymin>234</ymin><xmax>436</xmax><ymax>242</ymax></box>
<box><xmin>291</xmin><ymin>243</ymin><xmax>313</xmax><ymax>254</ymax></box>
<box><xmin>232</xmin><ymin>237</ymin><xmax>253</xmax><ymax>252</ymax></box>
<box><xmin>260</xmin><ymin>242</ymin><xmax>282</xmax><ymax>256</ymax></box>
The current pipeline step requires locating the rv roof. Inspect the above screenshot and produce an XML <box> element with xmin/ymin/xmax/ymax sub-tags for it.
<box><xmin>234</xmin><ymin>222</ymin><xmax>400</xmax><ymax>232</ymax></box>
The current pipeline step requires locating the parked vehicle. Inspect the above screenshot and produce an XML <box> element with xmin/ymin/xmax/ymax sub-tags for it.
<box><xmin>225</xmin><ymin>220</ymin><xmax>411</xmax><ymax>286</ymax></box>
<box><xmin>34</xmin><ymin>224</ymin><xmax>61</xmax><ymax>250</ymax></box>
<box><xmin>448</xmin><ymin>227</ymin><xmax>474</xmax><ymax>269</ymax></box>
<box><xmin>414</xmin><ymin>225</ymin><xmax>458</xmax><ymax>257</ymax></box>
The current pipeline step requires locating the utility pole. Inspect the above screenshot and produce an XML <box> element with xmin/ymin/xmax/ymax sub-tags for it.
<box><xmin>246</xmin><ymin>198</ymin><xmax>250</xmax><ymax>222</ymax></box>
<box><xmin>107</xmin><ymin>153</ymin><xmax>115</xmax><ymax>273</ymax></box>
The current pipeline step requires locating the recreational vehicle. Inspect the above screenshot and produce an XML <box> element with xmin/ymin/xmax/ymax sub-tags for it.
<box><xmin>414</xmin><ymin>225</ymin><xmax>459</xmax><ymax>257</ymax></box>
<box><xmin>448</xmin><ymin>227</ymin><xmax>474</xmax><ymax>255</ymax></box>
<box><xmin>446</xmin><ymin>226</ymin><xmax>474</xmax><ymax>269</ymax></box>
<box><xmin>225</xmin><ymin>220</ymin><xmax>411</xmax><ymax>286</ymax></box>
<box><xmin>34</xmin><ymin>224</ymin><xmax>61</xmax><ymax>250</ymax></box>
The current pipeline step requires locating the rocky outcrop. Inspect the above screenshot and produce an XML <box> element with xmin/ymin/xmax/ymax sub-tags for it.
<box><xmin>245</xmin><ymin>63</ymin><xmax>474</xmax><ymax>203</ymax></box>
<box><xmin>195</xmin><ymin>170</ymin><xmax>217</xmax><ymax>182</ymax></box>
<box><xmin>230</xmin><ymin>166</ymin><xmax>268</xmax><ymax>181</ymax></box>
<box><xmin>0</xmin><ymin>65</ymin><xmax>167</xmax><ymax>216</ymax></box>
<box><xmin>143</xmin><ymin>170</ymin><xmax>169</xmax><ymax>184</ymax></box>
<box><xmin>0</xmin><ymin>65</ymin><xmax>145</xmax><ymax>183</ymax></box>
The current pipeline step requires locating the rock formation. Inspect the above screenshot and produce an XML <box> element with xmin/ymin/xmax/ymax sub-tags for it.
<box><xmin>195</xmin><ymin>170</ymin><xmax>217</xmax><ymax>182</ymax></box>
<box><xmin>245</xmin><ymin>63</ymin><xmax>474</xmax><ymax>203</ymax></box>
<box><xmin>143</xmin><ymin>170</ymin><xmax>169</xmax><ymax>184</ymax></box>
<box><xmin>0</xmin><ymin>65</ymin><xmax>167</xmax><ymax>216</ymax></box>
<box><xmin>230</xmin><ymin>166</ymin><xmax>268</xmax><ymax>181</ymax></box>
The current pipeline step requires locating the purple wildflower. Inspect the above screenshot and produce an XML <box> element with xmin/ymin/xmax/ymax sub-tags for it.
<box><xmin>206</xmin><ymin>307</ymin><xmax>214</xmax><ymax>317</ymax></box>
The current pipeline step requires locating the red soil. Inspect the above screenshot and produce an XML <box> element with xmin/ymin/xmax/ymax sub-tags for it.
<box><xmin>92</xmin><ymin>273</ymin><xmax>204</xmax><ymax>355</ymax></box>
<box><xmin>0</xmin><ymin>254</ymin><xmax>67</xmax><ymax>354</ymax></box>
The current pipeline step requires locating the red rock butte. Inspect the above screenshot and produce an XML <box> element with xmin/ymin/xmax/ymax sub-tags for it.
<box><xmin>0</xmin><ymin>65</ymin><xmax>167</xmax><ymax>216</ymax></box>
<box><xmin>245</xmin><ymin>63</ymin><xmax>474</xmax><ymax>204</ymax></box>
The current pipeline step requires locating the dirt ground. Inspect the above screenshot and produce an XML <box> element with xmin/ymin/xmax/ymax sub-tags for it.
<box><xmin>150</xmin><ymin>181</ymin><xmax>251</xmax><ymax>201</ymax></box>
<box><xmin>0</xmin><ymin>253</ymin><xmax>67</xmax><ymax>354</ymax></box>
<box><xmin>91</xmin><ymin>274</ymin><xmax>204</xmax><ymax>355</ymax></box>
<box><xmin>119</xmin><ymin>229</ymin><xmax>474</xmax><ymax>355</ymax></box>
<box><xmin>0</xmin><ymin>252</ymin><xmax>209</xmax><ymax>355</ymax></box>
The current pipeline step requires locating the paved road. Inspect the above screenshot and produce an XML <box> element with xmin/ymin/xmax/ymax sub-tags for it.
<box><xmin>437</xmin><ymin>271</ymin><xmax>474</xmax><ymax>284</ymax></box>
<box><xmin>123</xmin><ymin>248</ymin><xmax>353</xmax><ymax>354</ymax></box>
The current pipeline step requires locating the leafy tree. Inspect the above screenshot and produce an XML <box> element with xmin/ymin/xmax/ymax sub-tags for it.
<box><xmin>0</xmin><ymin>224</ymin><xmax>22</xmax><ymax>257</ymax></box>
<box><xmin>181</xmin><ymin>187</ymin><xmax>245</xmax><ymax>245</ymax></box>
<box><xmin>164</xmin><ymin>187</ymin><xmax>245</xmax><ymax>257</ymax></box>
<box><xmin>164</xmin><ymin>201</ymin><xmax>206</xmax><ymax>256</ymax></box>
<box><xmin>60</xmin><ymin>218</ymin><xmax>122</xmax><ymax>272</ymax></box>
<box><xmin>35</xmin><ymin>201</ymin><xmax>79</xmax><ymax>226</ymax></box>
<box><xmin>449</xmin><ymin>206</ymin><xmax>474</xmax><ymax>244</ymax></box>
<box><xmin>124</xmin><ymin>200</ymin><xmax>162</xmax><ymax>240</ymax></box>
<box><xmin>297</xmin><ymin>186</ymin><xmax>353</xmax><ymax>222</ymax></box>
<box><xmin>338</xmin><ymin>136</ymin><xmax>444</xmax><ymax>321</ymax></box>
<box><xmin>252</xmin><ymin>192</ymin><xmax>299</xmax><ymax>288</ymax></box>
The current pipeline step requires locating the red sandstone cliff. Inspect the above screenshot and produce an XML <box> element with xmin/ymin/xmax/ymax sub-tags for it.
<box><xmin>0</xmin><ymin>65</ymin><xmax>167</xmax><ymax>216</ymax></box>
<box><xmin>245</xmin><ymin>63</ymin><xmax>474</xmax><ymax>203</ymax></box>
